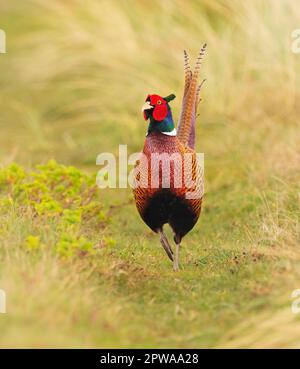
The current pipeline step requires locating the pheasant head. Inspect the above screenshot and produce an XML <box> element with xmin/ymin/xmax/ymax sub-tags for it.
<box><xmin>142</xmin><ymin>94</ymin><xmax>176</xmax><ymax>135</ymax></box>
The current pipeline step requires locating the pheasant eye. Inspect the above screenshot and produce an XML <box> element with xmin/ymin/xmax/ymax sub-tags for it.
<box><xmin>157</xmin><ymin>100</ymin><xmax>162</xmax><ymax>105</ymax></box>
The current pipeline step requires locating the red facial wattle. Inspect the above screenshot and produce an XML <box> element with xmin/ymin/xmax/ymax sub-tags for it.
<box><xmin>148</xmin><ymin>94</ymin><xmax>168</xmax><ymax>122</ymax></box>
<box><xmin>153</xmin><ymin>104</ymin><xmax>168</xmax><ymax>121</ymax></box>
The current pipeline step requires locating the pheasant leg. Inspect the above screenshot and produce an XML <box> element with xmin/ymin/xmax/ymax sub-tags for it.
<box><xmin>158</xmin><ymin>229</ymin><xmax>174</xmax><ymax>262</ymax></box>
<box><xmin>173</xmin><ymin>242</ymin><xmax>180</xmax><ymax>271</ymax></box>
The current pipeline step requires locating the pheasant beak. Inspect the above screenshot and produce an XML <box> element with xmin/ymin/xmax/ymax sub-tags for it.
<box><xmin>141</xmin><ymin>101</ymin><xmax>153</xmax><ymax>112</ymax></box>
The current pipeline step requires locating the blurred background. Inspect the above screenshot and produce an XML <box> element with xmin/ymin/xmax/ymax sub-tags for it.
<box><xmin>1</xmin><ymin>0</ymin><xmax>299</xmax><ymax>168</ymax></box>
<box><xmin>0</xmin><ymin>0</ymin><xmax>299</xmax><ymax>348</ymax></box>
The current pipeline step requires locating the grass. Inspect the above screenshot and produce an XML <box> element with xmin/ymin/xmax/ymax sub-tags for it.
<box><xmin>0</xmin><ymin>0</ymin><xmax>299</xmax><ymax>348</ymax></box>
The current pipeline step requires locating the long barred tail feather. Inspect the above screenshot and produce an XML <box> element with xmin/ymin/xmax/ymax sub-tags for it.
<box><xmin>183</xmin><ymin>50</ymin><xmax>192</xmax><ymax>97</ymax></box>
<box><xmin>177</xmin><ymin>44</ymin><xmax>207</xmax><ymax>149</ymax></box>
<box><xmin>196</xmin><ymin>78</ymin><xmax>206</xmax><ymax>108</ymax></box>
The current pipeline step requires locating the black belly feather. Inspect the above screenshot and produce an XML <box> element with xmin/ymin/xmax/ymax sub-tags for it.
<box><xmin>141</xmin><ymin>189</ymin><xmax>198</xmax><ymax>240</ymax></box>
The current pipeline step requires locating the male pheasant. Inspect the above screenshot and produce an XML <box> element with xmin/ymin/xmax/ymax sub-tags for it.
<box><xmin>133</xmin><ymin>45</ymin><xmax>206</xmax><ymax>271</ymax></box>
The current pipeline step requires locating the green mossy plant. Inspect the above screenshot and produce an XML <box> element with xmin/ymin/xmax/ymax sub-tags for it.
<box><xmin>0</xmin><ymin>161</ymin><xmax>113</xmax><ymax>258</ymax></box>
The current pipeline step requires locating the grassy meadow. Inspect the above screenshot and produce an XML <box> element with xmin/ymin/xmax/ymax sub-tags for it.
<box><xmin>0</xmin><ymin>0</ymin><xmax>300</xmax><ymax>348</ymax></box>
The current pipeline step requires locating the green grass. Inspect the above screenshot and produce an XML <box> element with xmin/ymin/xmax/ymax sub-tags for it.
<box><xmin>0</xmin><ymin>0</ymin><xmax>300</xmax><ymax>348</ymax></box>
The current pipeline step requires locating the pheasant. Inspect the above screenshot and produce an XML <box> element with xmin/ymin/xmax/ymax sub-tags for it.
<box><xmin>133</xmin><ymin>45</ymin><xmax>206</xmax><ymax>271</ymax></box>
